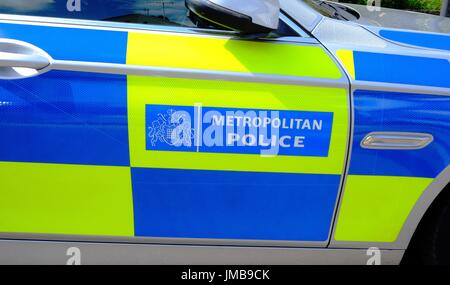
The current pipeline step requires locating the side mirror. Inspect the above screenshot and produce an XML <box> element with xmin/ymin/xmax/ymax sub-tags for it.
<box><xmin>186</xmin><ymin>0</ymin><xmax>280</xmax><ymax>34</ymax></box>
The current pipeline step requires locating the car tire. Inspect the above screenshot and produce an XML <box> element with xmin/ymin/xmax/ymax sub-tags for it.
<box><xmin>418</xmin><ymin>186</ymin><xmax>450</xmax><ymax>265</ymax></box>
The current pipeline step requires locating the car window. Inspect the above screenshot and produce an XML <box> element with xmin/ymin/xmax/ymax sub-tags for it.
<box><xmin>0</xmin><ymin>0</ymin><xmax>299</xmax><ymax>37</ymax></box>
<box><xmin>0</xmin><ymin>0</ymin><xmax>224</xmax><ymax>29</ymax></box>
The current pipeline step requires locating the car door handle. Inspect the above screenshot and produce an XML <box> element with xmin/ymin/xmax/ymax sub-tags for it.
<box><xmin>361</xmin><ymin>132</ymin><xmax>434</xmax><ymax>150</ymax></box>
<box><xmin>0</xmin><ymin>51</ymin><xmax>50</xmax><ymax>70</ymax></box>
<box><xmin>0</xmin><ymin>39</ymin><xmax>51</xmax><ymax>79</ymax></box>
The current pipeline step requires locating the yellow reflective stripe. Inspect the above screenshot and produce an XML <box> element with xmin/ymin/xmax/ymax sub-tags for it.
<box><xmin>0</xmin><ymin>162</ymin><xmax>134</xmax><ymax>236</ymax></box>
<box><xmin>127</xmin><ymin>32</ymin><xmax>342</xmax><ymax>79</ymax></box>
<box><xmin>336</xmin><ymin>50</ymin><xmax>355</xmax><ymax>80</ymax></box>
<box><xmin>128</xmin><ymin>76</ymin><xmax>349</xmax><ymax>175</ymax></box>
<box><xmin>335</xmin><ymin>175</ymin><xmax>432</xmax><ymax>242</ymax></box>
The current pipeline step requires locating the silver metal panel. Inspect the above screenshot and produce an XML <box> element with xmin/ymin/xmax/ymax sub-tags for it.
<box><xmin>313</xmin><ymin>17</ymin><xmax>388</xmax><ymax>49</ymax></box>
<box><xmin>0</xmin><ymin>232</ymin><xmax>327</xmax><ymax>248</ymax></box>
<box><xmin>0</xmin><ymin>239</ymin><xmax>404</xmax><ymax>265</ymax></box>
<box><xmin>353</xmin><ymin>81</ymin><xmax>450</xmax><ymax>97</ymax></box>
<box><xmin>50</xmin><ymin>59</ymin><xmax>347</xmax><ymax>87</ymax></box>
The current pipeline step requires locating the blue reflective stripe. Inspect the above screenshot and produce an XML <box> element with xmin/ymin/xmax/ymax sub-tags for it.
<box><xmin>379</xmin><ymin>29</ymin><xmax>450</xmax><ymax>51</ymax></box>
<box><xmin>0</xmin><ymin>22</ymin><xmax>127</xmax><ymax>63</ymax></box>
<box><xmin>353</xmin><ymin>51</ymin><xmax>450</xmax><ymax>88</ymax></box>
<box><xmin>132</xmin><ymin>168</ymin><xmax>341</xmax><ymax>241</ymax></box>
<box><xmin>349</xmin><ymin>90</ymin><xmax>450</xmax><ymax>178</ymax></box>
<box><xmin>0</xmin><ymin>71</ymin><xmax>130</xmax><ymax>166</ymax></box>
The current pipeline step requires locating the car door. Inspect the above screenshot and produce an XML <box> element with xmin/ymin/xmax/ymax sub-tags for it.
<box><xmin>319</xmin><ymin>22</ymin><xmax>450</xmax><ymax>249</ymax></box>
<box><xmin>0</xmin><ymin>0</ymin><xmax>350</xmax><ymax>247</ymax></box>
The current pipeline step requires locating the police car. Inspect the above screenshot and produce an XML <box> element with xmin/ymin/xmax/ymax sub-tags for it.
<box><xmin>0</xmin><ymin>0</ymin><xmax>448</xmax><ymax>265</ymax></box>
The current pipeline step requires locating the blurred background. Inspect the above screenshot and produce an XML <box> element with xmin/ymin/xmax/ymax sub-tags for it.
<box><xmin>337</xmin><ymin>0</ymin><xmax>447</xmax><ymax>16</ymax></box>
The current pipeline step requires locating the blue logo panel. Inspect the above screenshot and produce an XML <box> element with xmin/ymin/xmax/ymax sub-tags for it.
<box><xmin>145</xmin><ymin>105</ymin><xmax>334</xmax><ymax>157</ymax></box>
<box><xmin>132</xmin><ymin>167</ymin><xmax>341</xmax><ymax>241</ymax></box>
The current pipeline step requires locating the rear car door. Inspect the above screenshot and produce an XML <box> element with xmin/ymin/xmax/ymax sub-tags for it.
<box><xmin>0</xmin><ymin>0</ymin><xmax>350</xmax><ymax>247</ymax></box>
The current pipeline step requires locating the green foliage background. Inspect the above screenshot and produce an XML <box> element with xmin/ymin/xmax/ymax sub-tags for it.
<box><xmin>339</xmin><ymin>0</ymin><xmax>442</xmax><ymax>14</ymax></box>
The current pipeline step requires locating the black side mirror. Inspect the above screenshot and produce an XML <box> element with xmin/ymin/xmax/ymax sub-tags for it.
<box><xmin>185</xmin><ymin>0</ymin><xmax>280</xmax><ymax>34</ymax></box>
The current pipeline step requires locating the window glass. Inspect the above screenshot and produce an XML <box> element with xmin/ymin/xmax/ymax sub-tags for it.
<box><xmin>0</xmin><ymin>1</ymin><xmax>299</xmax><ymax>36</ymax></box>
<box><xmin>0</xmin><ymin>0</ymin><xmax>223</xmax><ymax>29</ymax></box>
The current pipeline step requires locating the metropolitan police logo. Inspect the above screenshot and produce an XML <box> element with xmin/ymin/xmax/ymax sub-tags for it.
<box><xmin>146</xmin><ymin>104</ymin><xmax>334</xmax><ymax>157</ymax></box>
<box><xmin>147</xmin><ymin>109</ymin><xmax>194</xmax><ymax>147</ymax></box>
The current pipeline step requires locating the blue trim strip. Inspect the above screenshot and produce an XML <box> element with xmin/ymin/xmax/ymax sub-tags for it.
<box><xmin>0</xmin><ymin>71</ymin><xmax>130</xmax><ymax>166</ymax></box>
<box><xmin>0</xmin><ymin>22</ymin><xmax>127</xmax><ymax>63</ymax></box>
<box><xmin>349</xmin><ymin>90</ymin><xmax>450</xmax><ymax>178</ymax></box>
<box><xmin>132</xmin><ymin>168</ymin><xmax>341</xmax><ymax>241</ymax></box>
<box><xmin>379</xmin><ymin>29</ymin><xmax>450</xmax><ymax>51</ymax></box>
<box><xmin>354</xmin><ymin>51</ymin><xmax>450</xmax><ymax>89</ymax></box>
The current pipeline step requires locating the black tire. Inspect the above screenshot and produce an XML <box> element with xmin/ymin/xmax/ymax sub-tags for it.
<box><xmin>417</xmin><ymin>186</ymin><xmax>450</xmax><ymax>265</ymax></box>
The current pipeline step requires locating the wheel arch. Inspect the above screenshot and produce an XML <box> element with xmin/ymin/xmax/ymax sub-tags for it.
<box><xmin>396</xmin><ymin>165</ymin><xmax>450</xmax><ymax>249</ymax></box>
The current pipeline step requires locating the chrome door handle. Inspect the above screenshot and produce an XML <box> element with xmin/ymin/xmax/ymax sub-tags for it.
<box><xmin>0</xmin><ymin>51</ymin><xmax>49</xmax><ymax>70</ymax></box>
<box><xmin>361</xmin><ymin>132</ymin><xmax>434</xmax><ymax>150</ymax></box>
<box><xmin>0</xmin><ymin>39</ymin><xmax>51</xmax><ymax>79</ymax></box>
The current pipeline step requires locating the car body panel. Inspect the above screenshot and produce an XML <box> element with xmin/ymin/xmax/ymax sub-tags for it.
<box><xmin>348</xmin><ymin>90</ymin><xmax>450</xmax><ymax>179</ymax></box>
<box><xmin>0</xmin><ymin>0</ymin><xmax>449</xmax><ymax>264</ymax></box>
<box><xmin>334</xmin><ymin>175</ymin><xmax>432</xmax><ymax>243</ymax></box>
<box><xmin>0</xmin><ymin>239</ymin><xmax>405</xmax><ymax>265</ymax></box>
<box><xmin>0</xmin><ymin>18</ymin><xmax>350</xmax><ymax>246</ymax></box>
<box><xmin>309</xmin><ymin>14</ymin><xmax>449</xmax><ymax>249</ymax></box>
<box><xmin>0</xmin><ymin>162</ymin><xmax>134</xmax><ymax>237</ymax></box>
<box><xmin>334</xmin><ymin>90</ymin><xmax>449</xmax><ymax>243</ymax></box>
